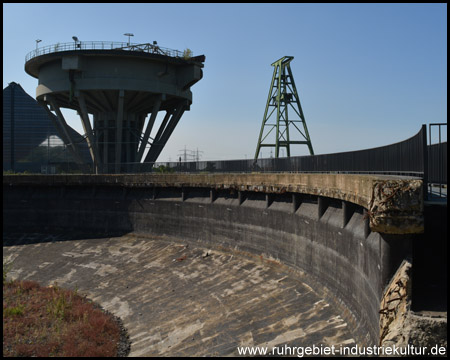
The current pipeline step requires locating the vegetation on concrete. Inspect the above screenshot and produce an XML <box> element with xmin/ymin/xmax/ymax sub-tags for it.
<box><xmin>3</xmin><ymin>264</ymin><xmax>129</xmax><ymax>357</ymax></box>
<box><xmin>183</xmin><ymin>48</ymin><xmax>193</xmax><ymax>60</ymax></box>
<box><xmin>3</xmin><ymin>168</ymin><xmax>87</xmax><ymax>175</ymax></box>
<box><xmin>3</xmin><ymin>170</ymin><xmax>33</xmax><ymax>175</ymax></box>
<box><xmin>155</xmin><ymin>164</ymin><xmax>175</xmax><ymax>173</ymax></box>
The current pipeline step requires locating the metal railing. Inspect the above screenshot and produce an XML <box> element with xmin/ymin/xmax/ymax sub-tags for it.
<box><xmin>25</xmin><ymin>41</ymin><xmax>191</xmax><ymax>63</ymax></box>
<box><xmin>6</xmin><ymin>125</ymin><xmax>427</xmax><ymax>175</ymax></box>
<box><xmin>145</xmin><ymin>126</ymin><xmax>428</xmax><ymax>175</ymax></box>
<box><xmin>7</xmin><ymin>125</ymin><xmax>447</xmax><ymax>202</ymax></box>
<box><xmin>428</xmin><ymin>123</ymin><xmax>447</xmax><ymax>199</ymax></box>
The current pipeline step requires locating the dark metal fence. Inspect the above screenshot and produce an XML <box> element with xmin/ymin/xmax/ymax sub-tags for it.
<box><xmin>7</xmin><ymin>124</ymin><xmax>447</xmax><ymax>200</ymax></box>
<box><xmin>151</xmin><ymin>125</ymin><xmax>427</xmax><ymax>177</ymax></box>
<box><xmin>428</xmin><ymin>142</ymin><xmax>447</xmax><ymax>185</ymax></box>
<box><xmin>427</xmin><ymin>123</ymin><xmax>447</xmax><ymax>199</ymax></box>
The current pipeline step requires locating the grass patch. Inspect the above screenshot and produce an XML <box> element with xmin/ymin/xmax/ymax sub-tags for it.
<box><xmin>3</xmin><ymin>278</ymin><xmax>129</xmax><ymax>357</ymax></box>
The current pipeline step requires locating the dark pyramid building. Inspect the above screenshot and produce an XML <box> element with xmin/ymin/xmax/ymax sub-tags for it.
<box><xmin>3</xmin><ymin>82</ymin><xmax>91</xmax><ymax>173</ymax></box>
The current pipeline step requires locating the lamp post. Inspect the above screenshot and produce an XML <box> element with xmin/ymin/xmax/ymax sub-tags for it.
<box><xmin>124</xmin><ymin>33</ymin><xmax>134</xmax><ymax>47</ymax></box>
<box><xmin>35</xmin><ymin>39</ymin><xmax>41</xmax><ymax>51</ymax></box>
<box><xmin>72</xmin><ymin>36</ymin><xmax>79</xmax><ymax>49</ymax></box>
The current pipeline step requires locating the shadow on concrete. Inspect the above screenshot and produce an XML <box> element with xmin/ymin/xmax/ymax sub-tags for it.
<box><xmin>411</xmin><ymin>203</ymin><xmax>447</xmax><ymax>313</ymax></box>
<box><xmin>3</xmin><ymin>230</ymin><xmax>130</xmax><ymax>247</ymax></box>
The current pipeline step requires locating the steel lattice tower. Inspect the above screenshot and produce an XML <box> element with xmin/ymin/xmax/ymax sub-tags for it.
<box><xmin>254</xmin><ymin>56</ymin><xmax>314</xmax><ymax>160</ymax></box>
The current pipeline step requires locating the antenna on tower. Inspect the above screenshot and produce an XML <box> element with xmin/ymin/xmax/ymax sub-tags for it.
<box><xmin>254</xmin><ymin>56</ymin><xmax>314</xmax><ymax>161</ymax></box>
<box><xmin>123</xmin><ymin>33</ymin><xmax>134</xmax><ymax>46</ymax></box>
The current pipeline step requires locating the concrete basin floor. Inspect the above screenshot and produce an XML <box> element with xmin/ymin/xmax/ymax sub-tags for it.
<box><xmin>3</xmin><ymin>233</ymin><xmax>356</xmax><ymax>356</ymax></box>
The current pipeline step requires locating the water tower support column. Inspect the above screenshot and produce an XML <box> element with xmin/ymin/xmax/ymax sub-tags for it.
<box><xmin>115</xmin><ymin>90</ymin><xmax>125</xmax><ymax>173</ymax></box>
<box><xmin>137</xmin><ymin>95</ymin><xmax>162</xmax><ymax>162</ymax></box>
<box><xmin>42</xmin><ymin>96</ymin><xmax>85</xmax><ymax>165</ymax></box>
<box><xmin>144</xmin><ymin>100</ymin><xmax>188</xmax><ymax>164</ymax></box>
<box><xmin>77</xmin><ymin>91</ymin><xmax>100</xmax><ymax>174</ymax></box>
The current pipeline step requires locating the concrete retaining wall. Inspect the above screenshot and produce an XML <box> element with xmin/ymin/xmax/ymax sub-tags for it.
<box><xmin>4</xmin><ymin>178</ymin><xmax>417</xmax><ymax>345</ymax></box>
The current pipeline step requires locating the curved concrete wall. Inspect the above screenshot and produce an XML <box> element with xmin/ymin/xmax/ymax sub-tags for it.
<box><xmin>4</xmin><ymin>179</ymin><xmax>415</xmax><ymax>346</ymax></box>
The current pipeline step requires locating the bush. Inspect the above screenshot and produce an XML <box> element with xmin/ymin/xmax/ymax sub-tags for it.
<box><xmin>183</xmin><ymin>48</ymin><xmax>193</xmax><ymax>60</ymax></box>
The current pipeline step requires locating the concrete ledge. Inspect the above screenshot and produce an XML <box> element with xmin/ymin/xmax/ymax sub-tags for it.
<box><xmin>3</xmin><ymin>173</ymin><xmax>424</xmax><ymax>234</ymax></box>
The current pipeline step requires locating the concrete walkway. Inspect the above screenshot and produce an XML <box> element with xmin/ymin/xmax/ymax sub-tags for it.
<box><xmin>3</xmin><ymin>233</ymin><xmax>356</xmax><ymax>356</ymax></box>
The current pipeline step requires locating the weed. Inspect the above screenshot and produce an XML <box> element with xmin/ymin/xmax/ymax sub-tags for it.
<box><xmin>47</xmin><ymin>288</ymin><xmax>71</xmax><ymax>320</ymax></box>
<box><xmin>4</xmin><ymin>304</ymin><xmax>25</xmax><ymax>317</ymax></box>
<box><xmin>183</xmin><ymin>48</ymin><xmax>193</xmax><ymax>60</ymax></box>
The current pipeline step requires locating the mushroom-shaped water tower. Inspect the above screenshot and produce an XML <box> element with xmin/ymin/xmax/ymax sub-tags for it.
<box><xmin>25</xmin><ymin>40</ymin><xmax>205</xmax><ymax>173</ymax></box>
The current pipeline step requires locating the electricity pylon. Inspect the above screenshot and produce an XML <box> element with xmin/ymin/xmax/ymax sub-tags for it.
<box><xmin>254</xmin><ymin>56</ymin><xmax>314</xmax><ymax>161</ymax></box>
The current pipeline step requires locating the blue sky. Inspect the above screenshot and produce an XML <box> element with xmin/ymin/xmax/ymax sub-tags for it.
<box><xmin>3</xmin><ymin>3</ymin><xmax>447</xmax><ymax>161</ymax></box>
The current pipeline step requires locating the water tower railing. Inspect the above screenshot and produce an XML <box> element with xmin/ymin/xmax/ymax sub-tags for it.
<box><xmin>25</xmin><ymin>41</ymin><xmax>189</xmax><ymax>62</ymax></box>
